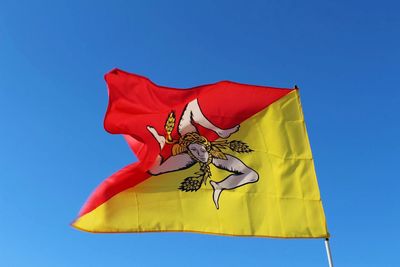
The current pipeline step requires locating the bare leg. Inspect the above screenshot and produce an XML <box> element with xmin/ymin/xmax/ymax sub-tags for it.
<box><xmin>179</xmin><ymin>99</ymin><xmax>240</xmax><ymax>138</ymax></box>
<box><xmin>149</xmin><ymin>153</ymin><xmax>196</xmax><ymax>175</ymax></box>
<box><xmin>210</xmin><ymin>155</ymin><xmax>259</xmax><ymax>209</ymax></box>
<box><xmin>147</xmin><ymin>126</ymin><xmax>196</xmax><ymax>175</ymax></box>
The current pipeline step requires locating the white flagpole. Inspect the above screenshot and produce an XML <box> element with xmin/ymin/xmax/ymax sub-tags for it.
<box><xmin>324</xmin><ymin>238</ymin><xmax>334</xmax><ymax>267</ymax></box>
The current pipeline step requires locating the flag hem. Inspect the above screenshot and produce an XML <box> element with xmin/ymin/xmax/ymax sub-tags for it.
<box><xmin>71</xmin><ymin>221</ymin><xmax>330</xmax><ymax>239</ymax></box>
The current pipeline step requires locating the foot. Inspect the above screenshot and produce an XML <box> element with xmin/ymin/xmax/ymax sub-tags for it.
<box><xmin>216</xmin><ymin>125</ymin><xmax>240</xmax><ymax>139</ymax></box>
<box><xmin>147</xmin><ymin>126</ymin><xmax>166</xmax><ymax>149</ymax></box>
<box><xmin>210</xmin><ymin>180</ymin><xmax>223</xmax><ymax>209</ymax></box>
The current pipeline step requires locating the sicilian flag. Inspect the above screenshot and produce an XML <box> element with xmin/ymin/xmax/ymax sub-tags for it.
<box><xmin>72</xmin><ymin>69</ymin><xmax>329</xmax><ymax>238</ymax></box>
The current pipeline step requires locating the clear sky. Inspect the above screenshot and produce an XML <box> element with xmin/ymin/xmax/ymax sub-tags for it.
<box><xmin>0</xmin><ymin>0</ymin><xmax>399</xmax><ymax>266</ymax></box>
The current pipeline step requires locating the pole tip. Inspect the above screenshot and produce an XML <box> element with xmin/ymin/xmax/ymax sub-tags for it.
<box><xmin>294</xmin><ymin>85</ymin><xmax>299</xmax><ymax>90</ymax></box>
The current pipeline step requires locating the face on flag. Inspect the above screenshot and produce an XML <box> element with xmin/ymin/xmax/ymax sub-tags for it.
<box><xmin>72</xmin><ymin>69</ymin><xmax>329</xmax><ymax>238</ymax></box>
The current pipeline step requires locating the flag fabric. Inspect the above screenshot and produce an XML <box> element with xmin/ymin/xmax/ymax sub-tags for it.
<box><xmin>72</xmin><ymin>69</ymin><xmax>329</xmax><ymax>238</ymax></box>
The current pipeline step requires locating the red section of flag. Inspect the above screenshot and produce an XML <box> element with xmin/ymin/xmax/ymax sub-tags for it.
<box><xmin>78</xmin><ymin>69</ymin><xmax>292</xmax><ymax>217</ymax></box>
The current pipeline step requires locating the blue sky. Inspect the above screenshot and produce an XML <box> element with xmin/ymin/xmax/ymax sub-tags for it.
<box><xmin>0</xmin><ymin>0</ymin><xmax>399</xmax><ymax>266</ymax></box>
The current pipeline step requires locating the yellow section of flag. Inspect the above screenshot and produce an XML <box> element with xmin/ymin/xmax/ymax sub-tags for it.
<box><xmin>73</xmin><ymin>90</ymin><xmax>329</xmax><ymax>238</ymax></box>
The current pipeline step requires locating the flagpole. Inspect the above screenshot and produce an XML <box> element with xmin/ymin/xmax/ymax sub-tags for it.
<box><xmin>324</xmin><ymin>238</ymin><xmax>334</xmax><ymax>267</ymax></box>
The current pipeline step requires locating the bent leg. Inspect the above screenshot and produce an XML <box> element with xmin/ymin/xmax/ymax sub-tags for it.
<box><xmin>147</xmin><ymin>124</ymin><xmax>196</xmax><ymax>175</ymax></box>
<box><xmin>212</xmin><ymin>155</ymin><xmax>259</xmax><ymax>189</ymax></box>
<box><xmin>210</xmin><ymin>155</ymin><xmax>259</xmax><ymax>209</ymax></box>
<box><xmin>149</xmin><ymin>153</ymin><xmax>196</xmax><ymax>175</ymax></box>
<box><xmin>179</xmin><ymin>99</ymin><xmax>239</xmax><ymax>138</ymax></box>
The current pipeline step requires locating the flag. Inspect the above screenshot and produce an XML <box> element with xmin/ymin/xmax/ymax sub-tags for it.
<box><xmin>72</xmin><ymin>69</ymin><xmax>329</xmax><ymax>238</ymax></box>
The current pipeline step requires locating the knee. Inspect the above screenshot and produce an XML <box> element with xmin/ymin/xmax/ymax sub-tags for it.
<box><xmin>247</xmin><ymin>169</ymin><xmax>259</xmax><ymax>183</ymax></box>
<box><xmin>149</xmin><ymin>165</ymin><xmax>162</xmax><ymax>176</ymax></box>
